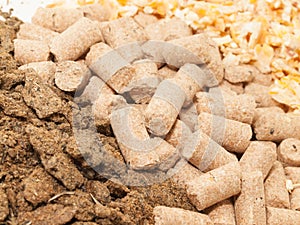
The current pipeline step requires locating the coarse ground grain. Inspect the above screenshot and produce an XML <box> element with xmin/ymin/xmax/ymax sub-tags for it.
<box><xmin>0</xmin><ymin>11</ymin><xmax>196</xmax><ymax>225</ymax></box>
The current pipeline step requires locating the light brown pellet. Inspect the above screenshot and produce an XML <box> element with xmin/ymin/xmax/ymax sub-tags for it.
<box><xmin>254</xmin><ymin>112</ymin><xmax>300</xmax><ymax>141</ymax></box>
<box><xmin>235</xmin><ymin>171</ymin><xmax>266</xmax><ymax>225</ymax></box>
<box><xmin>198</xmin><ymin>112</ymin><xmax>252</xmax><ymax>153</ymax></box>
<box><xmin>240</xmin><ymin>141</ymin><xmax>277</xmax><ymax>179</ymax></box>
<box><xmin>154</xmin><ymin>206</ymin><xmax>213</xmax><ymax>225</ymax></box>
<box><xmin>179</xmin><ymin>104</ymin><xmax>199</xmax><ymax>132</ymax></box>
<box><xmin>32</xmin><ymin>7</ymin><xmax>83</xmax><ymax>32</ymax></box>
<box><xmin>14</xmin><ymin>39</ymin><xmax>50</xmax><ymax>65</ymax></box>
<box><xmin>264</xmin><ymin>161</ymin><xmax>290</xmax><ymax>209</ymax></box>
<box><xmin>163</xmin><ymin>33</ymin><xmax>224</xmax><ymax>86</ymax></box>
<box><xmin>145</xmin><ymin>17</ymin><xmax>192</xmax><ymax>41</ymax></box>
<box><xmin>134</xmin><ymin>12</ymin><xmax>158</xmax><ymax>28</ymax></box>
<box><xmin>54</xmin><ymin>61</ymin><xmax>91</xmax><ymax>92</ymax></box>
<box><xmin>195</xmin><ymin>92</ymin><xmax>256</xmax><ymax>124</ymax></box>
<box><xmin>17</xmin><ymin>23</ymin><xmax>59</xmax><ymax>45</ymax></box>
<box><xmin>285</xmin><ymin>167</ymin><xmax>300</xmax><ymax>210</ymax></box>
<box><xmin>122</xmin><ymin>60</ymin><xmax>160</xmax><ymax>104</ymax></box>
<box><xmin>224</xmin><ymin>64</ymin><xmax>255</xmax><ymax>83</ymax></box>
<box><xmin>50</xmin><ymin>17</ymin><xmax>103</xmax><ymax>62</ymax></box>
<box><xmin>186</xmin><ymin>162</ymin><xmax>241</xmax><ymax>211</ymax></box>
<box><xmin>144</xmin><ymin>79</ymin><xmax>186</xmax><ymax>136</ymax></box>
<box><xmin>180</xmin><ymin>129</ymin><xmax>237</xmax><ymax>172</ymax></box>
<box><xmin>168</xmin><ymin>159</ymin><xmax>203</xmax><ymax>189</ymax></box>
<box><xmin>245</xmin><ymin>83</ymin><xmax>281</xmax><ymax>107</ymax></box>
<box><xmin>78</xmin><ymin>4</ymin><xmax>111</xmax><ymax>22</ymax></box>
<box><xmin>157</xmin><ymin>65</ymin><xmax>177</xmax><ymax>80</ymax></box>
<box><xmin>266</xmin><ymin>207</ymin><xmax>300</xmax><ymax>225</ymax></box>
<box><xmin>252</xmin><ymin>107</ymin><xmax>284</xmax><ymax>124</ymax></box>
<box><xmin>204</xmin><ymin>199</ymin><xmax>236</xmax><ymax>225</ymax></box>
<box><xmin>19</xmin><ymin>61</ymin><xmax>56</xmax><ymax>85</ymax></box>
<box><xmin>110</xmin><ymin>106</ymin><xmax>179</xmax><ymax>170</ymax></box>
<box><xmin>278</xmin><ymin>138</ymin><xmax>300</xmax><ymax>167</ymax></box>
<box><xmin>219</xmin><ymin>80</ymin><xmax>244</xmax><ymax>95</ymax></box>
<box><xmin>165</xmin><ymin>120</ymin><xmax>192</xmax><ymax>149</ymax></box>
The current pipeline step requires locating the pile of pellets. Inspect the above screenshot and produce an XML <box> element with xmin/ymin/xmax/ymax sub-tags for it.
<box><xmin>14</xmin><ymin>4</ymin><xmax>300</xmax><ymax>225</ymax></box>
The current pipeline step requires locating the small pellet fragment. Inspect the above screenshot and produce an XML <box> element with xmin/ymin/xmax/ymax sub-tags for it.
<box><xmin>252</xmin><ymin>70</ymin><xmax>273</xmax><ymax>86</ymax></box>
<box><xmin>153</xmin><ymin>206</ymin><xmax>213</xmax><ymax>225</ymax></box>
<box><xmin>219</xmin><ymin>80</ymin><xmax>244</xmax><ymax>95</ymax></box>
<box><xmin>186</xmin><ymin>162</ymin><xmax>241</xmax><ymax>211</ymax></box>
<box><xmin>168</xmin><ymin>159</ymin><xmax>203</xmax><ymax>189</ymax></box>
<box><xmin>17</xmin><ymin>23</ymin><xmax>59</xmax><ymax>45</ymax></box>
<box><xmin>93</xmin><ymin>93</ymin><xmax>127</xmax><ymax>129</ymax></box>
<box><xmin>14</xmin><ymin>39</ymin><xmax>50</xmax><ymax>65</ymax></box>
<box><xmin>266</xmin><ymin>207</ymin><xmax>300</xmax><ymax>225</ymax></box>
<box><xmin>122</xmin><ymin>60</ymin><xmax>160</xmax><ymax>104</ymax></box>
<box><xmin>245</xmin><ymin>83</ymin><xmax>281</xmax><ymax>107</ymax></box>
<box><xmin>78</xmin><ymin>4</ymin><xmax>111</xmax><ymax>22</ymax></box>
<box><xmin>240</xmin><ymin>141</ymin><xmax>277</xmax><ymax>179</ymax></box>
<box><xmin>144</xmin><ymin>79</ymin><xmax>186</xmax><ymax>136</ymax></box>
<box><xmin>181</xmin><ymin>129</ymin><xmax>237</xmax><ymax>172</ymax></box>
<box><xmin>254</xmin><ymin>112</ymin><xmax>300</xmax><ymax>141</ymax></box>
<box><xmin>145</xmin><ymin>17</ymin><xmax>192</xmax><ymax>41</ymax></box>
<box><xmin>19</xmin><ymin>61</ymin><xmax>56</xmax><ymax>85</ymax></box>
<box><xmin>278</xmin><ymin>138</ymin><xmax>300</xmax><ymax>166</ymax></box>
<box><xmin>50</xmin><ymin>17</ymin><xmax>103</xmax><ymax>62</ymax></box>
<box><xmin>253</xmin><ymin>107</ymin><xmax>284</xmax><ymax>124</ymax></box>
<box><xmin>157</xmin><ymin>65</ymin><xmax>177</xmax><ymax>80</ymax></box>
<box><xmin>55</xmin><ymin>61</ymin><xmax>91</xmax><ymax>92</ymax></box>
<box><xmin>165</xmin><ymin>120</ymin><xmax>192</xmax><ymax>149</ymax></box>
<box><xmin>285</xmin><ymin>167</ymin><xmax>300</xmax><ymax>210</ymax></box>
<box><xmin>163</xmin><ymin>34</ymin><xmax>224</xmax><ymax>86</ymax></box>
<box><xmin>111</xmin><ymin>106</ymin><xmax>179</xmax><ymax>170</ymax></box>
<box><xmin>264</xmin><ymin>161</ymin><xmax>290</xmax><ymax>209</ymax></box>
<box><xmin>134</xmin><ymin>12</ymin><xmax>158</xmax><ymax>28</ymax></box>
<box><xmin>235</xmin><ymin>171</ymin><xmax>266</xmax><ymax>225</ymax></box>
<box><xmin>195</xmin><ymin>92</ymin><xmax>256</xmax><ymax>124</ymax></box>
<box><xmin>204</xmin><ymin>199</ymin><xmax>236</xmax><ymax>225</ymax></box>
<box><xmin>224</xmin><ymin>64</ymin><xmax>255</xmax><ymax>83</ymax></box>
<box><xmin>198</xmin><ymin>112</ymin><xmax>252</xmax><ymax>153</ymax></box>
<box><xmin>32</xmin><ymin>7</ymin><xmax>83</xmax><ymax>32</ymax></box>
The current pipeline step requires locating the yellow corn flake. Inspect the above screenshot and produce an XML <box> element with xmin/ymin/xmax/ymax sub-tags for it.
<box><xmin>254</xmin><ymin>44</ymin><xmax>274</xmax><ymax>73</ymax></box>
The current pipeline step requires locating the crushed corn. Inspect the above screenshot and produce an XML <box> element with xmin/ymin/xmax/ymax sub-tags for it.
<box><xmin>48</xmin><ymin>0</ymin><xmax>300</xmax><ymax>111</ymax></box>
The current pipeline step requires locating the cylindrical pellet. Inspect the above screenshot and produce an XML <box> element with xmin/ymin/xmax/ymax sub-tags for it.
<box><xmin>252</xmin><ymin>107</ymin><xmax>284</xmax><ymax>124</ymax></box>
<box><xmin>14</xmin><ymin>39</ymin><xmax>50</xmax><ymax>65</ymax></box>
<box><xmin>195</xmin><ymin>92</ymin><xmax>256</xmax><ymax>124</ymax></box>
<box><xmin>180</xmin><ymin>129</ymin><xmax>237</xmax><ymax>172</ymax></box>
<box><xmin>219</xmin><ymin>80</ymin><xmax>244</xmax><ymax>95</ymax></box>
<box><xmin>278</xmin><ymin>138</ymin><xmax>300</xmax><ymax>166</ymax></box>
<box><xmin>163</xmin><ymin>33</ymin><xmax>224</xmax><ymax>86</ymax></box>
<box><xmin>157</xmin><ymin>65</ymin><xmax>177</xmax><ymax>80</ymax></box>
<box><xmin>54</xmin><ymin>61</ymin><xmax>91</xmax><ymax>92</ymax></box>
<box><xmin>153</xmin><ymin>206</ymin><xmax>213</xmax><ymax>225</ymax></box>
<box><xmin>235</xmin><ymin>171</ymin><xmax>266</xmax><ymax>225</ymax></box>
<box><xmin>19</xmin><ymin>61</ymin><xmax>56</xmax><ymax>85</ymax></box>
<box><xmin>264</xmin><ymin>161</ymin><xmax>290</xmax><ymax>209</ymax></box>
<box><xmin>254</xmin><ymin>112</ymin><xmax>300</xmax><ymax>141</ymax></box>
<box><xmin>165</xmin><ymin>120</ymin><xmax>192</xmax><ymax>149</ymax></box>
<box><xmin>78</xmin><ymin>4</ymin><xmax>111</xmax><ymax>22</ymax></box>
<box><xmin>179</xmin><ymin>104</ymin><xmax>199</xmax><ymax>132</ymax></box>
<box><xmin>50</xmin><ymin>17</ymin><xmax>103</xmax><ymax>62</ymax></box>
<box><xmin>32</xmin><ymin>7</ymin><xmax>83</xmax><ymax>32</ymax></box>
<box><xmin>224</xmin><ymin>64</ymin><xmax>255</xmax><ymax>83</ymax></box>
<box><xmin>186</xmin><ymin>162</ymin><xmax>241</xmax><ymax>211</ymax></box>
<box><xmin>204</xmin><ymin>199</ymin><xmax>236</xmax><ymax>225</ymax></box>
<box><xmin>285</xmin><ymin>167</ymin><xmax>300</xmax><ymax>210</ymax></box>
<box><xmin>17</xmin><ymin>23</ymin><xmax>59</xmax><ymax>45</ymax></box>
<box><xmin>240</xmin><ymin>141</ymin><xmax>277</xmax><ymax>179</ymax></box>
<box><xmin>85</xmin><ymin>42</ymin><xmax>136</xmax><ymax>94</ymax></box>
<box><xmin>111</xmin><ymin>106</ymin><xmax>179</xmax><ymax>170</ymax></box>
<box><xmin>198</xmin><ymin>112</ymin><xmax>252</xmax><ymax>153</ymax></box>
<box><xmin>245</xmin><ymin>83</ymin><xmax>281</xmax><ymax>107</ymax></box>
<box><xmin>266</xmin><ymin>207</ymin><xmax>300</xmax><ymax>225</ymax></box>
<box><xmin>145</xmin><ymin>79</ymin><xmax>186</xmax><ymax>136</ymax></box>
